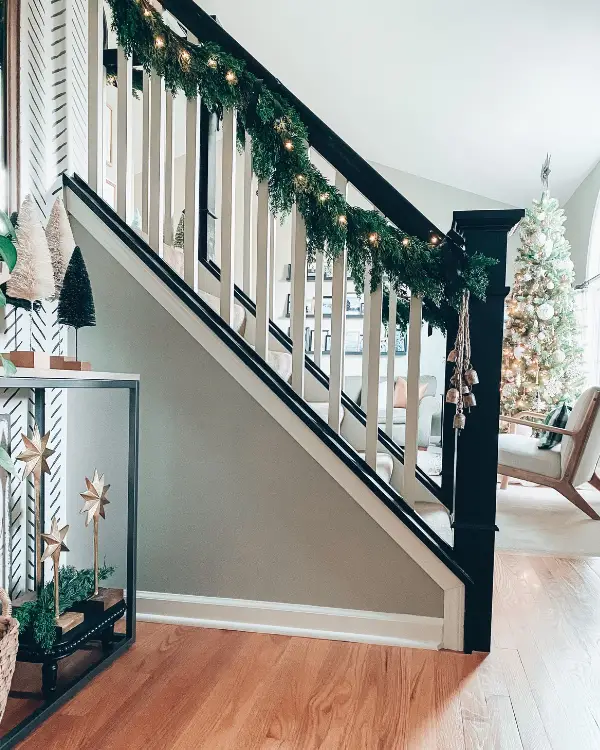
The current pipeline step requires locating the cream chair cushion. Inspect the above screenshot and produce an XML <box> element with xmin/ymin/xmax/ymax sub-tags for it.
<box><xmin>498</xmin><ymin>433</ymin><xmax>561</xmax><ymax>478</ymax></box>
<box><xmin>561</xmin><ymin>387</ymin><xmax>600</xmax><ymax>486</ymax></box>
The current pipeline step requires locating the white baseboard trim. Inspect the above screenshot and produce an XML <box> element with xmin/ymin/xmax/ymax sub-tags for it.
<box><xmin>136</xmin><ymin>591</ymin><xmax>444</xmax><ymax>650</ymax></box>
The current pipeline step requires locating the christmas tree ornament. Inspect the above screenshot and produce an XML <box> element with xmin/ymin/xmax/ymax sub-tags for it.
<box><xmin>80</xmin><ymin>469</ymin><xmax>110</xmax><ymax>597</ymax></box>
<box><xmin>554</xmin><ymin>350</ymin><xmax>566</xmax><ymax>364</ymax></box>
<box><xmin>57</xmin><ymin>247</ymin><xmax>96</xmax><ymax>368</ymax></box>
<box><xmin>17</xmin><ymin>425</ymin><xmax>54</xmax><ymax>589</ymax></box>
<box><xmin>536</xmin><ymin>302</ymin><xmax>554</xmax><ymax>321</ymax></box>
<box><xmin>45</xmin><ymin>197</ymin><xmax>75</xmax><ymax>299</ymax></box>
<box><xmin>513</xmin><ymin>345</ymin><xmax>525</xmax><ymax>360</ymax></box>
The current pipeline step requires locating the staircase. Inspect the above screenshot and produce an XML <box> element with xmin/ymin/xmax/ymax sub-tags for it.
<box><xmin>62</xmin><ymin>0</ymin><xmax>518</xmax><ymax>652</ymax></box>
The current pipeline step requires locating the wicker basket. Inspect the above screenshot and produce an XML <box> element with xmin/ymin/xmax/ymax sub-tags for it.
<box><xmin>0</xmin><ymin>588</ymin><xmax>18</xmax><ymax>724</ymax></box>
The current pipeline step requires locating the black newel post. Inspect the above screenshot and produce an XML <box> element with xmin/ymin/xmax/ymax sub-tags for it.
<box><xmin>442</xmin><ymin>208</ymin><xmax>524</xmax><ymax>653</ymax></box>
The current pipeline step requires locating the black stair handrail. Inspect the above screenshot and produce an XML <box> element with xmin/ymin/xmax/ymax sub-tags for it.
<box><xmin>64</xmin><ymin>173</ymin><xmax>470</xmax><ymax>585</ymax></box>
<box><xmin>131</xmin><ymin>0</ymin><xmax>447</xmax><ymax>246</ymax></box>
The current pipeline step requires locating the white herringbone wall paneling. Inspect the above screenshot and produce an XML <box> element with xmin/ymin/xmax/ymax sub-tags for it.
<box><xmin>3</xmin><ymin>0</ymin><xmax>88</xmax><ymax>595</ymax></box>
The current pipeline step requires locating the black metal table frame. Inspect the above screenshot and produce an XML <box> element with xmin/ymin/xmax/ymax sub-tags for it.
<box><xmin>0</xmin><ymin>376</ymin><xmax>139</xmax><ymax>749</ymax></box>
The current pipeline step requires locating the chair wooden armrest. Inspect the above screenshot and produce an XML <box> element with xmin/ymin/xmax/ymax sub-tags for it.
<box><xmin>516</xmin><ymin>410</ymin><xmax>546</xmax><ymax>421</ymax></box>
<box><xmin>499</xmin><ymin>414</ymin><xmax>575</xmax><ymax>436</ymax></box>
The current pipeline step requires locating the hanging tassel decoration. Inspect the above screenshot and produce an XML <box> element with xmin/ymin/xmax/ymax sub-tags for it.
<box><xmin>446</xmin><ymin>291</ymin><xmax>479</xmax><ymax>431</ymax></box>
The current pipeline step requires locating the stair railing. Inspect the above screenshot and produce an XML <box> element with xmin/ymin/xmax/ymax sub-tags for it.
<box><xmin>91</xmin><ymin>0</ymin><xmax>439</xmax><ymax>506</ymax></box>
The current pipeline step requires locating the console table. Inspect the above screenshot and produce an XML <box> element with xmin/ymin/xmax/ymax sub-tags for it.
<box><xmin>0</xmin><ymin>370</ymin><xmax>139</xmax><ymax>749</ymax></box>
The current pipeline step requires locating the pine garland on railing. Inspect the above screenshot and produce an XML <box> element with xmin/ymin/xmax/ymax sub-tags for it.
<box><xmin>14</xmin><ymin>565</ymin><xmax>115</xmax><ymax>650</ymax></box>
<box><xmin>106</xmin><ymin>0</ymin><xmax>496</xmax><ymax>329</ymax></box>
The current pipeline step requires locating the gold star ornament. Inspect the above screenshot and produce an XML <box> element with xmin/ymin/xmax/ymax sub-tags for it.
<box><xmin>16</xmin><ymin>425</ymin><xmax>54</xmax><ymax>480</ymax></box>
<box><xmin>80</xmin><ymin>470</ymin><xmax>110</xmax><ymax>526</ymax></box>
<box><xmin>41</xmin><ymin>517</ymin><xmax>69</xmax><ymax>562</ymax></box>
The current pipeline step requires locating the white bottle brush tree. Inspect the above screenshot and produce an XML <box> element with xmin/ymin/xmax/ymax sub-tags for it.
<box><xmin>46</xmin><ymin>197</ymin><xmax>75</xmax><ymax>299</ymax></box>
<box><xmin>501</xmin><ymin>157</ymin><xmax>585</xmax><ymax>416</ymax></box>
<box><xmin>6</xmin><ymin>194</ymin><xmax>55</xmax><ymax>348</ymax></box>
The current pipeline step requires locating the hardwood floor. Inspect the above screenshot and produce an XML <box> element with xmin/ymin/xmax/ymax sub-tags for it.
<box><xmin>11</xmin><ymin>553</ymin><xmax>600</xmax><ymax>749</ymax></box>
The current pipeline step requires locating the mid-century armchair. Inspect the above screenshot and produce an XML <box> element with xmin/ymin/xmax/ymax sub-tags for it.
<box><xmin>498</xmin><ymin>387</ymin><xmax>600</xmax><ymax>520</ymax></box>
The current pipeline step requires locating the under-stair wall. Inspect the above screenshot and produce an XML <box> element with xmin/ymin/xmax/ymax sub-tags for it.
<box><xmin>68</xmin><ymin>218</ymin><xmax>456</xmax><ymax>649</ymax></box>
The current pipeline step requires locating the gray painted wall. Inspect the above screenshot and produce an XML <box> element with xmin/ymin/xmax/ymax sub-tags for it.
<box><xmin>564</xmin><ymin>159</ymin><xmax>600</xmax><ymax>284</ymax></box>
<box><xmin>68</xmin><ymin>221</ymin><xmax>444</xmax><ymax>618</ymax></box>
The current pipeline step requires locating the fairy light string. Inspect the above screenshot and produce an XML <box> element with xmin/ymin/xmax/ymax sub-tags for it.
<box><xmin>106</xmin><ymin>0</ymin><xmax>496</xmax><ymax>330</ymax></box>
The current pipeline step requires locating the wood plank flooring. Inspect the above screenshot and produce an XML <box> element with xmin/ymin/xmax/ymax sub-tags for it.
<box><xmin>11</xmin><ymin>553</ymin><xmax>600</xmax><ymax>749</ymax></box>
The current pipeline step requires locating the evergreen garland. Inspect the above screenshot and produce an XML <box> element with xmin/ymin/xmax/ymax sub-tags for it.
<box><xmin>106</xmin><ymin>0</ymin><xmax>496</xmax><ymax>330</ymax></box>
<box><xmin>14</xmin><ymin>565</ymin><xmax>115</xmax><ymax>650</ymax></box>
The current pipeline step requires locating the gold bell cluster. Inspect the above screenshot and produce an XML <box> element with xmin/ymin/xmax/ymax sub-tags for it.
<box><xmin>445</xmin><ymin>291</ymin><xmax>479</xmax><ymax>430</ymax></box>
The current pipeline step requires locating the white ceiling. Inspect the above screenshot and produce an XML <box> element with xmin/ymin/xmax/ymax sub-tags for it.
<box><xmin>200</xmin><ymin>0</ymin><xmax>600</xmax><ymax>207</ymax></box>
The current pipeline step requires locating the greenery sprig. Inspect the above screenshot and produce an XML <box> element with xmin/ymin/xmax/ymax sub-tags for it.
<box><xmin>106</xmin><ymin>0</ymin><xmax>496</xmax><ymax>330</ymax></box>
<box><xmin>13</xmin><ymin>565</ymin><xmax>115</xmax><ymax>650</ymax></box>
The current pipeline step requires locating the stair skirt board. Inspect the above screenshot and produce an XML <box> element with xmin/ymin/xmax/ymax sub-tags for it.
<box><xmin>65</xmin><ymin>184</ymin><xmax>465</xmax><ymax>652</ymax></box>
<box><xmin>136</xmin><ymin>592</ymin><xmax>444</xmax><ymax>650</ymax></box>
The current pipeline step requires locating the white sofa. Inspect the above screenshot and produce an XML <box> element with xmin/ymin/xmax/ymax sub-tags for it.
<box><xmin>344</xmin><ymin>375</ymin><xmax>438</xmax><ymax>449</ymax></box>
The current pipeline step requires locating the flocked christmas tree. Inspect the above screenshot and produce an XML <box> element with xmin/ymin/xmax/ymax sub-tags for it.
<box><xmin>45</xmin><ymin>197</ymin><xmax>75</xmax><ymax>299</ymax></box>
<box><xmin>501</xmin><ymin>157</ymin><xmax>585</xmax><ymax>416</ymax></box>
<box><xmin>57</xmin><ymin>247</ymin><xmax>96</xmax><ymax>359</ymax></box>
<box><xmin>6</xmin><ymin>194</ymin><xmax>55</xmax><ymax>306</ymax></box>
<box><xmin>173</xmin><ymin>210</ymin><xmax>185</xmax><ymax>249</ymax></box>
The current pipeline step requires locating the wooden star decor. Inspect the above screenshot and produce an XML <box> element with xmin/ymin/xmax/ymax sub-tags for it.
<box><xmin>41</xmin><ymin>517</ymin><xmax>69</xmax><ymax>620</ymax></box>
<box><xmin>80</xmin><ymin>470</ymin><xmax>110</xmax><ymax>526</ymax></box>
<box><xmin>17</xmin><ymin>423</ymin><xmax>54</xmax><ymax>589</ymax></box>
<box><xmin>17</xmin><ymin>424</ymin><xmax>54</xmax><ymax>481</ymax></box>
<box><xmin>80</xmin><ymin>470</ymin><xmax>110</xmax><ymax>596</ymax></box>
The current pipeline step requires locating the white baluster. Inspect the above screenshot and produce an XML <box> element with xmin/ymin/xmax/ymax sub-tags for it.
<box><xmin>328</xmin><ymin>171</ymin><xmax>348</xmax><ymax>431</ymax></box>
<box><xmin>291</xmin><ymin>205</ymin><xmax>307</xmax><ymax>397</ymax></box>
<box><xmin>184</xmin><ymin>96</ymin><xmax>200</xmax><ymax>292</ymax></box>
<box><xmin>268</xmin><ymin>212</ymin><xmax>276</xmax><ymax>320</ymax></box>
<box><xmin>220</xmin><ymin>109</ymin><xmax>237</xmax><ymax>325</ymax></box>
<box><xmin>255</xmin><ymin>181</ymin><xmax>270</xmax><ymax>359</ymax></box>
<box><xmin>88</xmin><ymin>0</ymin><xmax>104</xmax><ymax>192</ymax></box>
<box><xmin>403</xmin><ymin>294</ymin><xmax>423</xmax><ymax>504</ymax></box>
<box><xmin>361</xmin><ymin>264</ymin><xmax>371</xmax><ymax>406</ymax></box>
<box><xmin>116</xmin><ymin>48</ymin><xmax>132</xmax><ymax>223</ymax></box>
<box><xmin>386</xmin><ymin>287</ymin><xmax>397</xmax><ymax>436</ymax></box>
<box><xmin>242</xmin><ymin>134</ymin><xmax>253</xmax><ymax>296</ymax></box>
<box><xmin>141</xmin><ymin>73</ymin><xmax>150</xmax><ymax>234</ymax></box>
<box><xmin>313</xmin><ymin>252</ymin><xmax>324</xmax><ymax>366</ymax></box>
<box><xmin>148</xmin><ymin>73</ymin><xmax>165</xmax><ymax>257</ymax></box>
<box><xmin>365</xmin><ymin>282</ymin><xmax>383</xmax><ymax>468</ymax></box>
<box><xmin>164</xmin><ymin>93</ymin><xmax>175</xmax><ymax>246</ymax></box>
